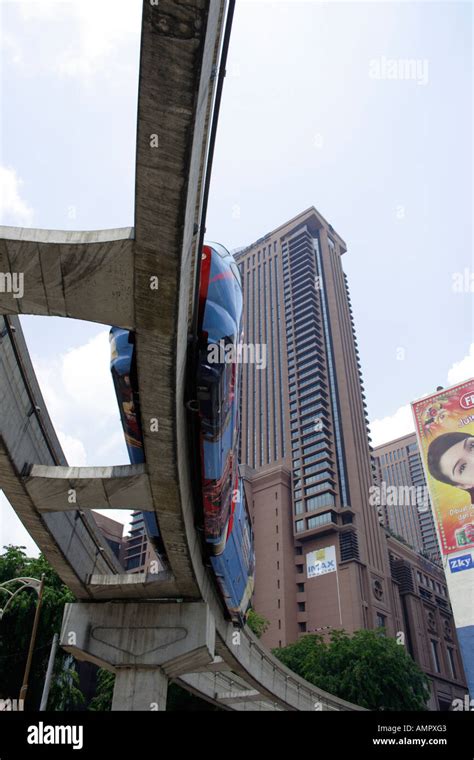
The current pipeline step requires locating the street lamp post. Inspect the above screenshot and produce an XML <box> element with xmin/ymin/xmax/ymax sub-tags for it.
<box><xmin>0</xmin><ymin>574</ymin><xmax>45</xmax><ymax>706</ymax></box>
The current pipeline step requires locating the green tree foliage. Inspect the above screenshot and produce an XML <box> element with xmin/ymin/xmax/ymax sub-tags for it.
<box><xmin>0</xmin><ymin>545</ymin><xmax>83</xmax><ymax>710</ymax></box>
<box><xmin>48</xmin><ymin>664</ymin><xmax>85</xmax><ymax>711</ymax></box>
<box><xmin>273</xmin><ymin>629</ymin><xmax>431</xmax><ymax>711</ymax></box>
<box><xmin>89</xmin><ymin>669</ymin><xmax>115</xmax><ymax>711</ymax></box>
<box><xmin>246</xmin><ymin>609</ymin><xmax>270</xmax><ymax>639</ymax></box>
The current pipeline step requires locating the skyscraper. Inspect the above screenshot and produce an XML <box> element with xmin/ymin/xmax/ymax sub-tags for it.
<box><xmin>234</xmin><ymin>207</ymin><xmax>467</xmax><ymax>706</ymax></box>
<box><xmin>235</xmin><ymin>207</ymin><xmax>394</xmax><ymax>646</ymax></box>
<box><xmin>373</xmin><ymin>432</ymin><xmax>441</xmax><ymax>564</ymax></box>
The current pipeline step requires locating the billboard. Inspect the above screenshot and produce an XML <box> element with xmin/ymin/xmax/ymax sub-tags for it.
<box><xmin>306</xmin><ymin>545</ymin><xmax>336</xmax><ymax>578</ymax></box>
<box><xmin>412</xmin><ymin>379</ymin><xmax>474</xmax><ymax>697</ymax></box>
<box><xmin>412</xmin><ymin>379</ymin><xmax>474</xmax><ymax>556</ymax></box>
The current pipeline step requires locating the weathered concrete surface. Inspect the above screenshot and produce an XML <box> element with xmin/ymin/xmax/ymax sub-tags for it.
<box><xmin>88</xmin><ymin>572</ymin><xmax>180</xmax><ymax>600</ymax></box>
<box><xmin>132</xmin><ymin>0</ymin><xmax>225</xmax><ymax>598</ymax></box>
<box><xmin>0</xmin><ymin>227</ymin><xmax>135</xmax><ymax>328</ymax></box>
<box><xmin>24</xmin><ymin>463</ymin><xmax>154</xmax><ymax>512</ymax></box>
<box><xmin>215</xmin><ymin>624</ymin><xmax>364</xmax><ymax>712</ymax></box>
<box><xmin>178</xmin><ymin>671</ymin><xmax>282</xmax><ymax>711</ymax></box>
<box><xmin>113</xmin><ymin>668</ymin><xmax>169</xmax><ymax>711</ymax></box>
<box><xmin>61</xmin><ymin>602</ymin><xmax>216</xmax><ymax>676</ymax></box>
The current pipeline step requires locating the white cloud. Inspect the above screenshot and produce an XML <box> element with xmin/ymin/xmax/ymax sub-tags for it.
<box><xmin>31</xmin><ymin>329</ymin><xmax>128</xmax><ymax>469</ymax></box>
<box><xmin>0</xmin><ymin>28</ymin><xmax>23</xmax><ymax>65</ymax></box>
<box><xmin>447</xmin><ymin>343</ymin><xmax>474</xmax><ymax>386</ymax></box>
<box><xmin>8</xmin><ymin>0</ymin><xmax>142</xmax><ymax>82</ymax></box>
<box><xmin>370</xmin><ymin>344</ymin><xmax>474</xmax><ymax>447</ymax></box>
<box><xmin>60</xmin><ymin>331</ymin><xmax>119</xmax><ymax>418</ymax></box>
<box><xmin>57</xmin><ymin>431</ymin><xmax>87</xmax><ymax>467</ymax></box>
<box><xmin>369</xmin><ymin>403</ymin><xmax>415</xmax><ymax>448</ymax></box>
<box><xmin>0</xmin><ymin>491</ymin><xmax>40</xmax><ymax>557</ymax></box>
<box><xmin>0</xmin><ymin>165</ymin><xmax>34</xmax><ymax>226</ymax></box>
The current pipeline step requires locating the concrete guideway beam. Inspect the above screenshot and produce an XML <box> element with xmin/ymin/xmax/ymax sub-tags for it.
<box><xmin>133</xmin><ymin>0</ymin><xmax>227</xmax><ymax>599</ymax></box>
<box><xmin>131</xmin><ymin>0</ymin><xmax>227</xmax><ymax>599</ymax></box>
<box><xmin>23</xmin><ymin>463</ymin><xmax>154</xmax><ymax>512</ymax></box>
<box><xmin>0</xmin><ymin>226</ymin><xmax>135</xmax><ymax>328</ymax></box>
<box><xmin>0</xmin><ymin>436</ymin><xmax>122</xmax><ymax>598</ymax></box>
<box><xmin>214</xmin><ymin>624</ymin><xmax>365</xmax><ymax>712</ymax></box>
<box><xmin>178</xmin><ymin>672</ymin><xmax>282</xmax><ymax>712</ymax></box>
<box><xmin>88</xmin><ymin>572</ymin><xmax>181</xmax><ymax>600</ymax></box>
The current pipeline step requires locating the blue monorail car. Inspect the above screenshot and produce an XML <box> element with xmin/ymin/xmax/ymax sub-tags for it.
<box><xmin>109</xmin><ymin>242</ymin><xmax>254</xmax><ymax>625</ymax></box>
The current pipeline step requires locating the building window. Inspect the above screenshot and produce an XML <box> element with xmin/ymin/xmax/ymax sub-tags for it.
<box><xmin>307</xmin><ymin>511</ymin><xmax>333</xmax><ymax>530</ymax></box>
<box><xmin>298</xmin><ymin>622</ymin><xmax>307</xmax><ymax>633</ymax></box>
<box><xmin>296</xmin><ymin>519</ymin><xmax>304</xmax><ymax>533</ymax></box>
<box><xmin>431</xmin><ymin>640</ymin><xmax>441</xmax><ymax>673</ymax></box>
<box><xmin>376</xmin><ymin>613</ymin><xmax>386</xmax><ymax>628</ymax></box>
<box><xmin>297</xmin><ymin>583</ymin><xmax>305</xmax><ymax>592</ymax></box>
<box><xmin>298</xmin><ymin>602</ymin><xmax>306</xmax><ymax>612</ymax></box>
<box><xmin>278</xmin><ymin>599</ymin><xmax>281</xmax><ymax>609</ymax></box>
<box><xmin>447</xmin><ymin>647</ymin><xmax>457</xmax><ymax>679</ymax></box>
<box><xmin>373</xmin><ymin>579</ymin><xmax>384</xmax><ymax>601</ymax></box>
<box><xmin>277</xmin><ymin>579</ymin><xmax>280</xmax><ymax>589</ymax></box>
<box><xmin>306</xmin><ymin>493</ymin><xmax>335</xmax><ymax>511</ymax></box>
<box><xmin>295</xmin><ymin>546</ymin><xmax>303</xmax><ymax>555</ymax></box>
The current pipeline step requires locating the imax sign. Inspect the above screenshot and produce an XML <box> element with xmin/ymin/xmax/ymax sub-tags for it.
<box><xmin>306</xmin><ymin>546</ymin><xmax>337</xmax><ymax>579</ymax></box>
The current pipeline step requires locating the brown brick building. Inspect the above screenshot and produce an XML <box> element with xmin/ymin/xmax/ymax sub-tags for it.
<box><xmin>235</xmin><ymin>207</ymin><xmax>466</xmax><ymax>708</ymax></box>
<box><xmin>373</xmin><ymin>432</ymin><xmax>441</xmax><ymax>563</ymax></box>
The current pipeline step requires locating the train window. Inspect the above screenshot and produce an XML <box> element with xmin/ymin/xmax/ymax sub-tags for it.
<box><xmin>230</xmin><ymin>261</ymin><xmax>242</xmax><ymax>285</ymax></box>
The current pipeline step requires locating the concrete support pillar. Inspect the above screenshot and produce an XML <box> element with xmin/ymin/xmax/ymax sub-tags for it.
<box><xmin>60</xmin><ymin>601</ymin><xmax>216</xmax><ymax>711</ymax></box>
<box><xmin>112</xmin><ymin>667</ymin><xmax>168</xmax><ymax>711</ymax></box>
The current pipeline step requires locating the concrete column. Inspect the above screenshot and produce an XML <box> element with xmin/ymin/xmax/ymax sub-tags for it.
<box><xmin>112</xmin><ymin>667</ymin><xmax>168</xmax><ymax>711</ymax></box>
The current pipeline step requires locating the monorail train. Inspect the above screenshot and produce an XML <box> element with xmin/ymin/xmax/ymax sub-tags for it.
<box><xmin>109</xmin><ymin>242</ymin><xmax>254</xmax><ymax>625</ymax></box>
<box><xmin>109</xmin><ymin>327</ymin><xmax>167</xmax><ymax>562</ymax></box>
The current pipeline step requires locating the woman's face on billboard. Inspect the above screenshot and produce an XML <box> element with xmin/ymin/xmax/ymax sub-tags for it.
<box><xmin>439</xmin><ymin>437</ymin><xmax>474</xmax><ymax>489</ymax></box>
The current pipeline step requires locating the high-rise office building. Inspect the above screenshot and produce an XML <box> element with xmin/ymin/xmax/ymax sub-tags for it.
<box><xmin>373</xmin><ymin>432</ymin><xmax>441</xmax><ymax>564</ymax></box>
<box><xmin>92</xmin><ymin>511</ymin><xmax>158</xmax><ymax>573</ymax></box>
<box><xmin>235</xmin><ymin>207</ymin><xmax>394</xmax><ymax>645</ymax></box>
<box><xmin>235</xmin><ymin>208</ymin><xmax>467</xmax><ymax>708</ymax></box>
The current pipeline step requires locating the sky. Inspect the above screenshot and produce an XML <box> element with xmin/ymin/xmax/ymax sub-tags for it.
<box><xmin>0</xmin><ymin>0</ymin><xmax>473</xmax><ymax>554</ymax></box>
